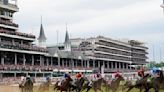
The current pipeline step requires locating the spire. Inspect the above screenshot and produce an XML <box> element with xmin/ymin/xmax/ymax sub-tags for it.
<box><xmin>38</xmin><ymin>16</ymin><xmax>46</xmax><ymax>41</ymax></box>
<box><xmin>64</xmin><ymin>23</ymin><xmax>70</xmax><ymax>44</ymax></box>
<box><xmin>65</xmin><ymin>30</ymin><xmax>70</xmax><ymax>44</ymax></box>
<box><xmin>64</xmin><ymin>23</ymin><xmax>71</xmax><ymax>51</ymax></box>
<box><xmin>38</xmin><ymin>16</ymin><xmax>46</xmax><ymax>48</ymax></box>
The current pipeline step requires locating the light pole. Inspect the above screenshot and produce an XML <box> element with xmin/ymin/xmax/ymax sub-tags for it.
<box><xmin>160</xmin><ymin>0</ymin><xmax>164</xmax><ymax>14</ymax></box>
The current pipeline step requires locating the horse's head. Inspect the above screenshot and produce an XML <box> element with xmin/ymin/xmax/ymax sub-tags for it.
<box><xmin>79</xmin><ymin>77</ymin><xmax>85</xmax><ymax>82</ymax></box>
<box><xmin>66</xmin><ymin>76</ymin><xmax>73</xmax><ymax>81</ymax></box>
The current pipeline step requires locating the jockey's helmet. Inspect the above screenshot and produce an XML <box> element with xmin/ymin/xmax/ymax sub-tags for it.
<box><xmin>46</xmin><ymin>76</ymin><xmax>50</xmax><ymax>80</ymax></box>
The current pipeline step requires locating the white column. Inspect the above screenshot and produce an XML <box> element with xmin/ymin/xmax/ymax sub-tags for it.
<box><xmin>58</xmin><ymin>57</ymin><xmax>60</xmax><ymax>67</ymax></box>
<box><xmin>66</xmin><ymin>60</ymin><xmax>68</xmax><ymax>67</ymax></box>
<box><xmin>62</xmin><ymin>59</ymin><xmax>64</xmax><ymax>67</ymax></box>
<box><xmin>87</xmin><ymin>60</ymin><xmax>90</xmax><ymax>68</ymax></box>
<box><xmin>98</xmin><ymin>61</ymin><xmax>100</xmax><ymax>68</ymax></box>
<box><xmin>72</xmin><ymin>60</ymin><xmax>75</xmax><ymax>68</ymax></box>
<box><xmin>103</xmin><ymin>61</ymin><xmax>105</xmax><ymax>68</ymax></box>
<box><xmin>14</xmin><ymin>73</ymin><xmax>16</xmax><ymax>78</ymax></box>
<box><xmin>119</xmin><ymin>62</ymin><xmax>121</xmax><ymax>69</ymax></box>
<box><xmin>12</xmin><ymin>39</ymin><xmax>15</xmax><ymax>45</ymax></box>
<box><xmin>46</xmin><ymin>58</ymin><xmax>49</xmax><ymax>66</ymax></box>
<box><xmin>51</xmin><ymin>57</ymin><xmax>53</xmax><ymax>66</ymax></box>
<box><xmin>21</xmin><ymin>40</ymin><xmax>23</xmax><ymax>45</ymax></box>
<box><xmin>32</xmin><ymin>55</ymin><xmax>34</xmax><ymax>66</ymax></box>
<box><xmin>1</xmin><ymin>57</ymin><xmax>4</xmax><ymax>65</ymax></box>
<box><xmin>84</xmin><ymin>60</ymin><xmax>87</xmax><ymax>68</ymax></box>
<box><xmin>81</xmin><ymin>60</ymin><xmax>83</xmax><ymax>67</ymax></box>
<box><xmin>93</xmin><ymin>60</ymin><xmax>95</xmax><ymax>68</ymax></box>
<box><xmin>115</xmin><ymin>62</ymin><xmax>117</xmax><ymax>69</ymax></box>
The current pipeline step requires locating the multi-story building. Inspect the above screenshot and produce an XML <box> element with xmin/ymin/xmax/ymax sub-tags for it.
<box><xmin>70</xmin><ymin>36</ymin><xmax>148</xmax><ymax>72</ymax></box>
<box><xmin>0</xmin><ymin>0</ymin><xmax>54</xmax><ymax>78</ymax></box>
<box><xmin>0</xmin><ymin>0</ymin><xmax>148</xmax><ymax>79</ymax></box>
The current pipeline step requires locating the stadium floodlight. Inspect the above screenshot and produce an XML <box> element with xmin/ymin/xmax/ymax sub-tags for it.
<box><xmin>161</xmin><ymin>0</ymin><xmax>164</xmax><ymax>14</ymax></box>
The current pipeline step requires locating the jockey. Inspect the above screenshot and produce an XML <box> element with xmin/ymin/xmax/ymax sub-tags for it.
<box><xmin>20</xmin><ymin>75</ymin><xmax>26</xmax><ymax>85</ymax></box>
<box><xmin>112</xmin><ymin>71</ymin><xmax>121</xmax><ymax>80</ymax></box>
<box><xmin>46</xmin><ymin>76</ymin><xmax>51</xmax><ymax>82</ymax></box>
<box><xmin>151</xmin><ymin>67</ymin><xmax>161</xmax><ymax>78</ymax></box>
<box><xmin>63</xmin><ymin>71</ymin><xmax>70</xmax><ymax>79</ymax></box>
<box><xmin>21</xmin><ymin>76</ymin><xmax>25</xmax><ymax>81</ymax></box>
<box><xmin>26</xmin><ymin>75</ymin><xmax>31</xmax><ymax>80</ymax></box>
<box><xmin>75</xmin><ymin>72</ymin><xmax>82</xmax><ymax>80</ymax></box>
<box><xmin>137</xmin><ymin>68</ymin><xmax>144</xmax><ymax>79</ymax></box>
<box><xmin>58</xmin><ymin>72</ymin><xmax>70</xmax><ymax>86</ymax></box>
<box><xmin>92</xmin><ymin>72</ymin><xmax>101</xmax><ymax>81</ymax></box>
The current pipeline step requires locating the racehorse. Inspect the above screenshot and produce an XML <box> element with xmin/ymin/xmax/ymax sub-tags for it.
<box><xmin>124</xmin><ymin>73</ymin><xmax>150</xmax><ymax>92</ymax></box>
<box><xmin>54</xmin><ymin>76</ymin><xmax>73</xmax><ymax>92</ymax></box>
<box><xmin>19</xmin><ymin>77</ymin><xmax>34</xmax><ymax>92</ymax></box>
<box><xmin>107</xmin><ymin>75</ymin><xmax>125</xmax><ymax>92</ymax></box>
<box><xmin>82</xmin><ymin>78</ymin><xmax>107</xmax><ymax>92</ymax></box>
<box><xmin>38</xmin><ymin>78</ymin><xmax>52</xmax><ymax>92</ymax></box>
<box><xmin>71</xmin><ymin>77</ymin><xmax>87</xmax><ymax>92</ymax></box>
<box><xmin>145</xmin><ymin>70</ymin><xmax>164</xmax><ymax>92</ymax></box>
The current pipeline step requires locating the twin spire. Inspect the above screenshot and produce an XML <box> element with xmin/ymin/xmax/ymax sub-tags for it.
<box><xmin>38</xmin><ymin>16</ymin><xmax>46</xmax><ymax>47</ymax></box>
<box><xmin>37</xmin><ymin>17</ymin><xmax>71</xmax><ymax>50</ymax></box>
<box><xmin>64</xmin><ymin>23</ymin><xmax>70</xmax><ymax>44</ymax></box>
<box><xmin>64</xmin><ymin>23</ymin><xmax>71</xmax><ymax>51</ymax></box>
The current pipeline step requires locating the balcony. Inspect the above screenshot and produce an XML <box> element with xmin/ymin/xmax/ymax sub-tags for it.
<box><xmin>0</xmin><ymin>29</ymin><xmax>36</xmax><ymax>40</ymax></box>
<box><xmin>0</xmin><ymin>19</ymin><xmax>18</xmax><ymax>28</ymax></box>
<box><xmin>0</xmin><ymin>1</ymin><xmax>19</xmax><ymax>12</ymax></box>
<box><xmin>0</xmin><ymin>41</ymin><xmax>48</xmax><ymax>53</ymax></box>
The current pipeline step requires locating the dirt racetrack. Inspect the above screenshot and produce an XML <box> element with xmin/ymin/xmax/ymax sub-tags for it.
<box><xmin>0</xmin><ymin>85</ymin><xmax>164</xmax><ymax>92</ymax></box>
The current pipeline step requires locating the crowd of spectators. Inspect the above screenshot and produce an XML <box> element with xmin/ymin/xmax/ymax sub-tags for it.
<box><xmin>0</xmin><ymin>64</ymin><xmax>95</xmax><ymax>72</ymax></box>
<box><xmin>0</xmin><ymin>77</ymin><xmax>19</xmax><ymax>85</ymax></box>
<box><xmin>0</xmin><ymin>65</ymin><xmax>55</xmax><ymax>72</ymax></box>
<box><xmin>0</xmin><ymin>28</ymin><xmax>36</xmax><ymax>39</ymax></box>
<box><xmin>0</xmin><ymin>41</ymin><xmax>48</xmax><ymax>53</ymax></box>
<box><xmin>0</xmin><ymin>19</ymin><xmax>18</xmax><ymax>28</ymax></box>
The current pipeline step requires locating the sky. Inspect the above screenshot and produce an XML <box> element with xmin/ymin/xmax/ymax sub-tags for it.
<box><xmin>12</xmin><ymin>0</ymin><xmax>164</xmax><ymax>62</ymax></box>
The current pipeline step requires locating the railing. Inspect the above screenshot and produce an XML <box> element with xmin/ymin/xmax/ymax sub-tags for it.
<box><xmin>0</xmin><ymin>29</ymin><xmax>36</xmax><ymax>39</ymax></box>
<box><xmin>0</xmin><ymin>41</ymin><xmax>48</xmax><ymax>53</ymax></box>
<box><xmin>0</xmin><ymin>19</ymin><xmax>18</xmax><ymax>27</ymax></box>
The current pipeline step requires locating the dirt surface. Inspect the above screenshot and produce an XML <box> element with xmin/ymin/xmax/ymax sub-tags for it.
<box><xmin>0</xmin><ymin>85</ymin><xmax>164</xmax><ymax>92</ymax></box>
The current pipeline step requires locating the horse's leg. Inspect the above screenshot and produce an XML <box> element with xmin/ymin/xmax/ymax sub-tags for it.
<box><xmin>126</xmin><ymin>86</ymin><xmax>133</xmax><ymax>92</ymax></box>
<box><xmin>99</xmin><ymin>88</ymin><xmax>103</xmax><ymax>92</ymax></box>
<box><xmin>144</xmin><ymin>88</ymin><xmax>150</xmax><ymax>92</ymax></box>
<box><xmin>86</xmin><ymin>86</ymin><xmax>91</xmax><ymax>92</ymax></box>
<box><xmin>154</xmin><ymin>85</ymin><xmax>159</xmax><ymax>92</ymax></box>
<box><xmin>139</xmin><ymin>87</ymin><xmax>142</xmax><ymax>92</ymax></box>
